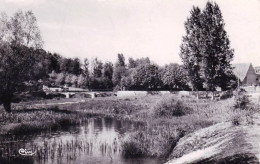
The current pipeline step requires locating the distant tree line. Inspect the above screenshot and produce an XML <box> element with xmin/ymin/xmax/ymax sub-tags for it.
<box><xmin>43</xmin><ymin>53</ymin><xmax>190</xmax><ymax>91</ymax></box>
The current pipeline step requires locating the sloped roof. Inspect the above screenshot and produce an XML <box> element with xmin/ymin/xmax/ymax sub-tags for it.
<box><xmin>232</xmin><ymin>63</ymin><xmax>251</xmax><ymax>81</ymax></box>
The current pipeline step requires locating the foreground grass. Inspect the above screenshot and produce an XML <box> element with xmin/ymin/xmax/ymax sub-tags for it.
<box><xmin>0</xmin><ymin>93</ymin><xmax>255</xmax><ymax>160</ymax></box>
<box><xmin>0</xmin><ymin>107</ymin><xmax>97</xmax><ymax>135</ymax></box>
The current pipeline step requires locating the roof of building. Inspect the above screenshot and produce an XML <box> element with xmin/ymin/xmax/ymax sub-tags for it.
<box><xmin>232</xmin><ymin>63</ymin><xmax>252</xmax><ymax>81</ymax></box>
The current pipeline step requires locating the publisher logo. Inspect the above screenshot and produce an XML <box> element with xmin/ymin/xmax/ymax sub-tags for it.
<box><xmin>18</xmin><ymin>148</ymin><xmax>36</xmax><ymax>156</ymax></box>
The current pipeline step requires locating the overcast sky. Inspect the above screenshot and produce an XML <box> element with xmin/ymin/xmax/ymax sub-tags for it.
<box><xmin>1</xmin><ymin>0</ymin><xmax>260</xmax><ymax>66</ymax></box>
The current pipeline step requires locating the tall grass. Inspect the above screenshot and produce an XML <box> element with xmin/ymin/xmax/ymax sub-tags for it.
<box><xmin>0</xmin><ymin>93</ymin><xmax>256</xmax><ymax>160</ymax></box>
<box><xmin>0</xmin><ymin>108</ymin><xmax>93</xmax><ymax>135</ymax></box>
<box><xmin>152</xmin><ymin>96</ymin><xmax>192</xmax><ymax>117</ymax></box>
<box><xmin>120</xmin><ymin>94</ymin><xmax>253</xmax><ymax>159</ymax></box>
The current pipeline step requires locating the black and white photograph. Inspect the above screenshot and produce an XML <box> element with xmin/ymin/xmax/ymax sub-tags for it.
<box><xmin>0</xmin><ymin>0</ymin><xmax>260</xmax><ymax>163</ymax></box>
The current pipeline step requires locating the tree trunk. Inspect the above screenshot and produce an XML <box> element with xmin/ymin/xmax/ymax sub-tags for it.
<box><xmin>3</xmin><ymin>101</ymin><xmax>11</xmax><ymax>113</ymax></box>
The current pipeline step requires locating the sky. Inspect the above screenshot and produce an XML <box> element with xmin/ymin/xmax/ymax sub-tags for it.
<box><xmin>0</xmin><ymin>0</ymin><xmax>260</xmax><ymax>66</ymax></box>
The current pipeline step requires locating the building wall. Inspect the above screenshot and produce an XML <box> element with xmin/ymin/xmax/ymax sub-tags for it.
<box><xmin>255</xmin><ymin>67</ymin><xmax>260</xmax><ymax>74</ymax></box>
<box><xmin>257</xmin><ymin>74</ymin><xmax>260</xmax><ymax>85</ymax></box>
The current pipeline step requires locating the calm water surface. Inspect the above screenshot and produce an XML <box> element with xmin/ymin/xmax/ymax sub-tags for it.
<box><xmin>0</xmin><ymin>117</ymin><xmax>163</xmax><ymax>164</ymax></box>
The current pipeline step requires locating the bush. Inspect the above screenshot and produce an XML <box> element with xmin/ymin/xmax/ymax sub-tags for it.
<box><xmin>153</xmin><ymin>96</ymin><xmax>191</xmax><ymax>117</ymax></box>
<box><xmin>121</xmin><ymin>141</ymin><xmax>145</xmax><ymax>158</ymax></box>
<box><xmin>122</xmin><ymin>131</ymin><xmax>148</xmax><ymax>158</ymax></box>
<box><xmin>231</xmin><ymin>115</ymin><xmax>241</xmax><ymax>126</ymax></box>
<box><xmin>234</xmin><ymin>89</ymin><xmax>251</xmax><ymax>110</ymax></box>
<box><xmin>220</xmin><ymin>90</ymin><xmax>233</xmax><ymax>100</ymax></box>
<box><xmin>121</xmin><ymin>124</ymin><xmax>183</xmax><ymax>158</ymax></box>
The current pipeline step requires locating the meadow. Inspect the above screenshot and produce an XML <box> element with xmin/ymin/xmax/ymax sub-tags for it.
<box><xmin>0</xmin><ymin>92</ymin><xmax>256</xmax><ymax>162</ymax></box>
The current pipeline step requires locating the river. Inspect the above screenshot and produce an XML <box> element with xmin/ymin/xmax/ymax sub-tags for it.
<box><xmin>0</xmin><ymin>117</ymin><xmax>163</xmax><ymax>164</ymax></box>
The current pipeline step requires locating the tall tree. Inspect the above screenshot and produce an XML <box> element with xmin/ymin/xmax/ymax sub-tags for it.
<box><xmin>115</xmin><ymin>53</ymin><xmax>125</xmax><ymax>67</ymax></box>
<box><xmin>103</xmin><ymin>62</ymin><xmax>113</xmax><ymax>80</ymax></box>
<box><xmin>180</xmin><ymin>6</ymin><xmax>204</xmax><ymax>91</ymax></box>
<box><xmin>180</xmin><ymin>2</ymin><xmax>234</xmax><ymax>91</ymax></box>
<box><xmin>72</xmin><ymin>58</ymin><xmax>82</xmax><ymax>75</ymax></box>
<box><xmin>0</xmin><ymin>11</ymin><xmax>43</xmax><ymax>112</ymax></box>
<box><xmin>82</xmin><ymin>58</ymin><xmax>90</xmax><ymax>88</ymax></box>
<box><xmin>92</xmin><ymin>57</ymin><xmax>103</xmax><ymax>78</ymax></box>
<box><xmin>8</xmin><ymin>11</ymin><xmax>43</xmax><ymax>48</ymax></box>
<box><xmin>128</xmin><ymin>57</ymin><xmax>136</xmax><ymax>69</ymax></box>
<box><xmin>200</xmin><ymin>2</ymin><xmax>234</xmax><ymax>91</ymax></box>
<box><xmin>83</xmin><ymin>58</ymin><xmax>90</xmax><ymax>78</ymax></box>
<box><xmin>112</xmin><ymin>54</ymin><xmax>126</xmax><ymax>87</ymax></box>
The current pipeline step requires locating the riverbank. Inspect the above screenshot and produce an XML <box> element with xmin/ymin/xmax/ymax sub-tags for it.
<box><xmin>0</xmin><ymin>93</ymin><xmax>255</xmax><ymax>162</ymax></box>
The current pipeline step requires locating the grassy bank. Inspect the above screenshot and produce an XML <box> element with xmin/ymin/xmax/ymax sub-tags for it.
<box><xmin>0</xmin><ymin>93</ymin><xmax>256</xmax><ymax>160</ymax></box>
<box><xmin>0</xmin><ymin>107</ymin><xmax>98</xmax><ymax>135</ymax></box>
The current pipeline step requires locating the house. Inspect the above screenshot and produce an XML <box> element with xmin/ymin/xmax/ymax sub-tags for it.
<box><xmin>255</xmin><ymin>66</ymin><xmax>260</xmax><ymax>85</ymax></box>
<box><xmin>232</xmin><ymin>63</ymin><xmax>258</xmax><ymax>86</ymax></box>
<box><xmin>255</xmin><ymin>66</ymin><xmax>260</xmax><ymax>74</ymax></box>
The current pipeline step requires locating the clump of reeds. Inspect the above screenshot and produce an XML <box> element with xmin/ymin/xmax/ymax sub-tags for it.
<box><xmin>121</xmin><ymin>122</ymin><xmax>183</xmax><ymax>158</ymax></box>
<box><xmin>152</xmin><ymin>95</ymin><xmax>192</xmax><ymax>118</ymax></box>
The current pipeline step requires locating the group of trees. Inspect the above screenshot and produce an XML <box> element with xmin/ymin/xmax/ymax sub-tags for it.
<box><xmin>180</xmin><ymin>2</ymin><xmax>236</xmax><ymax>91</ymax></box>
<box><xmin>114</xmin><ymin>55</ymin><xmax>189</xmax><ymax>91</ymax></box>
<box><xmin>0</xmin><ymin>2</ymin><xmax>236</xmax><ymax>112</ymax></box>
<box><xmin>48</xmin><ymin>53</ymin><xmax>189</xmax><ymax>91</ymax></box>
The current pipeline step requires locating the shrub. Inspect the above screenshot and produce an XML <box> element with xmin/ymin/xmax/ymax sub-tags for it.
<box><xmin>153</xmin><ymin>96</ymin><xmax>191</xmax><ymax>117</ymax></box>
<box><xmin>220</xmin><ymin>90</ymin><xmax>233</xmax><ymax>100</ymax></box>
<box><xmin>121</xmin><ymin>124</ymin><xmax>183</xmax><ymax>158</ymax></box>
<box><xmin>232</xmin><ymin>115</ymin><xmax>241</xmax><ymax>126</ymax></box>
<box><xmin>121</xmin><ymin>141</ymin><xmax>145</xmax><ymax>158</ymax></box>
<box><xmin>234</xmin><ymin>89</ymin><xmax>251</xmax><ymax>110</ymax></box>
<box><xmin>121</xmin><ymin>131</ymin><xmax>148</xmax><ymax>158</ymax></box>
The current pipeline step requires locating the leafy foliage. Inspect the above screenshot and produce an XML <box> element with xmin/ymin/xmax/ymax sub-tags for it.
<box><xmin>180</xmin><ymin>2</ymin><xmax>234</xmax><ymax>91</ymax></box>
<box><xmin>112</xmin><ymin>54</ymin><xmax>126</xmax><ymax>88</ymax></box>
<box><xmin>161</xmin><ymin>63</ymin><xmax>189</xmax><ymax>91</ymax></box>
<box><xmin>234</xmin><ymin>89</ymin><xmax>251</xmax><ymax>110</ymax></box>
<box><xmin>152</xmin><ymin>96</ymin><xmax>191</xmax><ymax>117</ymax></box>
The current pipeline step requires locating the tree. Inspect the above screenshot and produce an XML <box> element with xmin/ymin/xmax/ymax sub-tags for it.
<box><xmin>115</xmin><ymin>53</ymin><xmax>125</xmax><ymax>67</ymax></box>
<box><xmin>200</xmin><ymin>2</ymin><xmax>234</xmax><ymax>91</ymax></box>
<box><xmin>81</xmin><ymin>58</ymin><xmax>90</xmax><ymax>88</ymax></box>
<box><xmin>55</xmin><ymin>73</ymin><xmax>65</xmax><ymax>86</ymax></box>
<box><xmin>83</xmin><ymin>58</ymin><xmax>90</xmax><ymax>78</ymax></box>
<box><xmin>71</xmin><ymin>75</ymin><xmax>78</xmax><ymax>87</ymax></box>
<box><xmin>161</xmin><ymin>64</ymin><xmax>189</xmax><ymax>90</ymax></box>
<box><xmin>180</xmin><ymin>6</ymin><xmax>204</xmax><ymax>91</ymax></box>
<box><xmin>128</xmin><ymin>57</ymin><xmax>136</xmax><ymax>69</ymax></box>
<box><xmin>135</xmin><ymin>57</ymin><xmax>151</xmax><ymax>67</ymax></box>
<box><xmin>77</xmin><ymin>74</ymin><xmax>85</xmax><ymax>88</ymax></box>
<box><xmin>91</xmin><ymin>57</ymin><xmax>103</xmax><ymax>78</ymax></box>
<box><xmin>112</xmin><ymin>54</ymin><xmax>126</xmax><ymax>87</ymax></box>
<box><xmin>8</xmin><ymin>11</ymin><xmax>43</xmax><ymax>48</ymax></box>
<box><xmin>180</xmin><ymin>2</ymin><xmax>234</xmax><ymax>91</ymax></box>
<box><xmin>72</xmin><ymin>58</ymin><xmax>82</xmax><ymax>75</ymax></box>
<box><xmin>0</xmin><ymin>11</ymin><xmax>43</xmax><ymax>113</ymax></box>
<box><xmin>103</xmin><ymin>62</ymin><xmax>113</xmax><ymax>80</ymax></box>
<box><xmin>48</xmin><ymin>53</ymin><xmax>61</xmax><ymax>73</ymax></box>
<box><xmin>132</xmin><ymin>63</ymin><xmax>160</xmax><ymax>90</ymax></box>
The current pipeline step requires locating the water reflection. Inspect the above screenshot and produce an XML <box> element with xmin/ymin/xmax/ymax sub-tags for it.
<box><xmin>0</xmin><ymin>117</ymin><xmax>162</xmax><ymax>164</ymax></box>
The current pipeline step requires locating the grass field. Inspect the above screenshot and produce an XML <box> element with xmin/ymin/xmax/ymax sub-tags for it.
<box><xmin>0</xmin><ymin>93</ymin><xmax>256</xmax><ymax>160</ymax></box>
